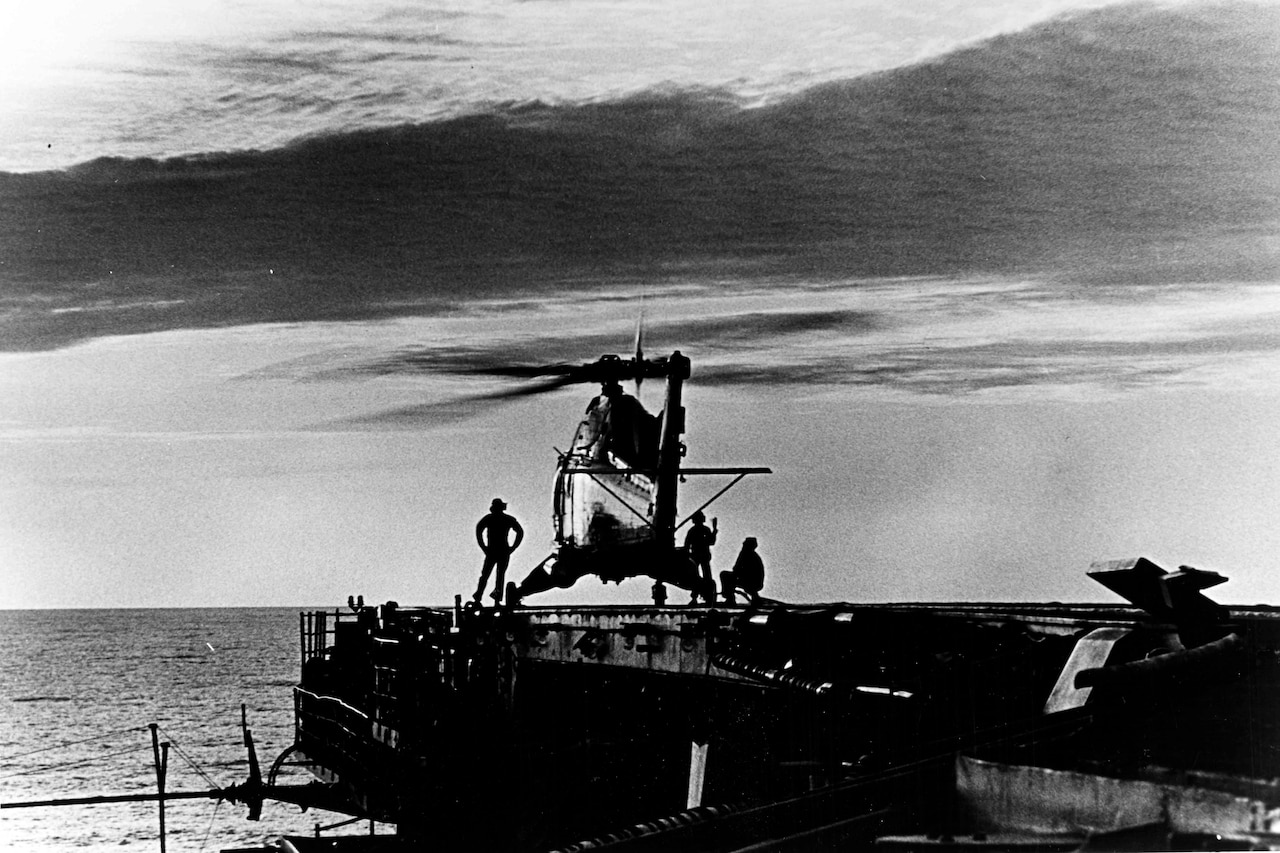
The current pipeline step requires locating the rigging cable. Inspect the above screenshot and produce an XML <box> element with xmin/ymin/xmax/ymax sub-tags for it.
<box><xmin>156</xmin><ymin>727</ymin><xmax>223</xmax><ymax>791</ymax></box>
<box><xmin>0</xmin><ymin>744</ymin><xmax>151</xmax><ymax>780</ymax></box>
<box><xmin>0</xmin><ymin>725</ymin><xmax>147</xmax><ymax>763</ymax></box>
<box><xmin>198</xmin><ymin>797</ymin><xmax>224</xmax><ymax>852</ymax></box>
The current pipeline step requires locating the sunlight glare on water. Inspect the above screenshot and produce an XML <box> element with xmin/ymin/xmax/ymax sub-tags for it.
<box><xmin>0</xmin><ymin>607</ymin><xmax>380</xmax><ymax>851</ymax></box>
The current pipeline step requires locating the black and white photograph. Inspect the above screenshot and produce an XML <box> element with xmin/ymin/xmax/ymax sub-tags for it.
<box><xmin>2</xmin><ymin>0</ymin><xmax>1279</xmax><ymax>849</ymax></box>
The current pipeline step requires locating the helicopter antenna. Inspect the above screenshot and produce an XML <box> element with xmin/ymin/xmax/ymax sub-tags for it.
<box><xmin>633</xmin><ymin>310</ymin><xmax>645</xmax><ymax>397</ymax></box>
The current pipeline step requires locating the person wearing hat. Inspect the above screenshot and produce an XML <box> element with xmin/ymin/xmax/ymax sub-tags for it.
<box><xmin>720</xmin><ymin>537</ymin><xmax>765</xmax><ymax>605</ymax></box>
<box><xmin>474</xmin><ymin>498</ymin><xmax>524</xmax><ymax>605</ymax></box>
<box><xmin>683</xmin><ymin>510</ymin><xmax>717</xmax><ymax>604</ymax></box>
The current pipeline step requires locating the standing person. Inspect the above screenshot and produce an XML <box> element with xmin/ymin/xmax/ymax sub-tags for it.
<box><xmin>475</xmin><ymin>498</ymin><xmax>524</xmax><ymax>605</ymax></box>
<box><xmin>720</xmin><ymin>537</ymin><xmax>765</xmax><ymax>605</ymax></box>
<box><xmin>683</xmin><ymin>511</ymin><xmax>717</xmax><ymax>603</ymax></box>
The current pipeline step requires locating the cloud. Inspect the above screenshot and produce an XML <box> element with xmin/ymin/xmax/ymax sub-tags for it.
<box><xmin>3</xmin><ymin>2</ymin><xmax>1277</xmax><ymax>353</ymax></box>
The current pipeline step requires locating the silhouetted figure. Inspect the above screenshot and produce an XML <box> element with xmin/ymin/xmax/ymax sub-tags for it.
<box><xmin>684</xmin><ymin>511</ymin><xmax>717</xmax><ymax>603</ymax></box>
<box><xmin>721</xmin><ymin>538</ymin><xmax>764</xmax><ymax>605</ymax></box>
<box><xmin>586</xmin><ymin>501</ymin><xmax>622</xmax><ymax>546</ymax></box>
<box><xmin>475</xmin><ymin>498</ymin><xmax>524</xmax><ymax>605</ymax></box>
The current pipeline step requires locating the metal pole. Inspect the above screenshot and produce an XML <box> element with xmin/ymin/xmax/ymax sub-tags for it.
<box><xmin>654</xmin><ymin>351</ymin><xmax>690</xmax><ymax>549</ymax></box>
<box><xmin>686</xmin><ymin>740</ymin><xmax>709</xmax><ymax>809</ymax></box>
<box><xmin>451</xmin><ymin>595</ymin><xmax>462</xmax><ymax>688</ymax></box>
<box><xmin>675</xmin><ymin>473</ymin><xmax>748</xmax><ymax>531</ymax></box>
<box><xmin>1</xmin><ymin>789</ymin><xmax>224</xmax><ymax>809</ymax></box>
<box><xmin>148</xmin><ymin>724</ymin><xmax>167</xmax><ymax>853</ymax></box>
<box><xmin>161</xmin><ymin>743</ymin><xmax>169</xmax><ymax>809</ymax></box>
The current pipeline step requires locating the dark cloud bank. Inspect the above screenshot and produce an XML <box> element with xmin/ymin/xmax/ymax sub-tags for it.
<box><xmin>1</xmin><ymin>1</ymin><xmax>1276</xmax><ymax>351</ymax></box>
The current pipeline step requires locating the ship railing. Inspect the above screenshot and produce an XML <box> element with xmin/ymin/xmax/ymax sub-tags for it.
<box><xmin>299</xmin><ymin>609</ymin><xmax>364</xmax><ymax>666</ymax></box>
<box><xmin>298</xmin><ymin>605</ymin><xmax>461</xmax><ymax>743</ymax></box>
<box><xmin>366</xmin><ymin>612</ymin><xmax>457</xmax><ymax>731</ymax></box>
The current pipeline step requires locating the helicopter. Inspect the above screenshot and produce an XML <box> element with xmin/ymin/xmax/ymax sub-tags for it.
<box><xmin>482</xmin><ymin>344</ymin><xmax>770</xmax><ymax>605</ymax></box>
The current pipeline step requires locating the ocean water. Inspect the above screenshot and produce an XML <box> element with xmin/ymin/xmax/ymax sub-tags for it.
<box><xmin>0</xmin><ymin>608</ymin><xmax>375</xmax><ymax>851</ymax></box>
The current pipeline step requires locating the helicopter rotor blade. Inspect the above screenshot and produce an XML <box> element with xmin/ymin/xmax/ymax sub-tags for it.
<box><xmin>329</xmin><ymin>350</ymin><xmax>674</xmax><ymax>429</ymax></box>
<box><xmin>483</xmin><ymin>373</ymin><xmax>582</xmax><ymax>399</ymax></box>
<box><xmin>468</xmin><ymin>363</ymin><xmax>581</xmax><ymax>379</ymax></box>
<box><xmin>470</xmin><ymin>355</ymin><xmax>668</xmax><ymax>387</ymax></box>
<box><xmin>323</xmin><ymin>373</ymin><xmax>582</xmax><ymax>429</ymax></box>
<box><xmin>440</xmin><ymin>351</ymin><xmax>672</xmax><ymax>426</ymax></box>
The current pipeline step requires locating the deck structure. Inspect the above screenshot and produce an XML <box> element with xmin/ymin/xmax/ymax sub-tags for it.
<box><xmin>278</xmin><ymin>559</ymin><xmax>1280</xmax><ymax>851</ymax></box>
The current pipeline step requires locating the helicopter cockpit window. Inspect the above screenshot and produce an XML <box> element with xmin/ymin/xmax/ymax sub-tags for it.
<box><xmin>557</xmin><ymin>388</ymin><xmax>660</xmax><ymax>550</ymax></box>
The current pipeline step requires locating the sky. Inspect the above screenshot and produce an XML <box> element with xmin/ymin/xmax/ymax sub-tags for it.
<box><xmin>2</xmin><ymin>0</ymin><xmax>1279</xmax><ymax>609</ymax></box>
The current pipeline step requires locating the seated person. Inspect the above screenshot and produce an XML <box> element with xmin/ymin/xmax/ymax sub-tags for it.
<box><xmin>720</xmin><ymin>537</ymin><xmax>765</xmax><ymax>604</ymax></box>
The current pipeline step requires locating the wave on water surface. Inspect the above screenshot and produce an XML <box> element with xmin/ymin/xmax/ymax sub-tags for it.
<box><xmin>1</xmin><ymin>2</ymin><xmax>1277</xmax><ymax>352</ymax></box>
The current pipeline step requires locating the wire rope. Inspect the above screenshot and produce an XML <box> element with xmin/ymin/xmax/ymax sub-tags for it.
<box><xmin>156</xmin><ymin>727</ymin><xmax>222</xmax><ymax>791</ymax></box>
<box><xmin>315</xmin><ymin>815</ymin><xmax>363</xmax><ymax>833</ymax></box>
<box><xmin>198</xmin><ymin>797</ymin><xmax>224</xmax><ymax>851</ymax></box>
<box><xmin>0</xmin><ymin>726</ymin><xmax>148</xmax><ymax>764</ymax></box>
<box><xmin>0</xmin><ymin>744</ymin><xmax>151</xmax><ymax>780</ymax></box>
